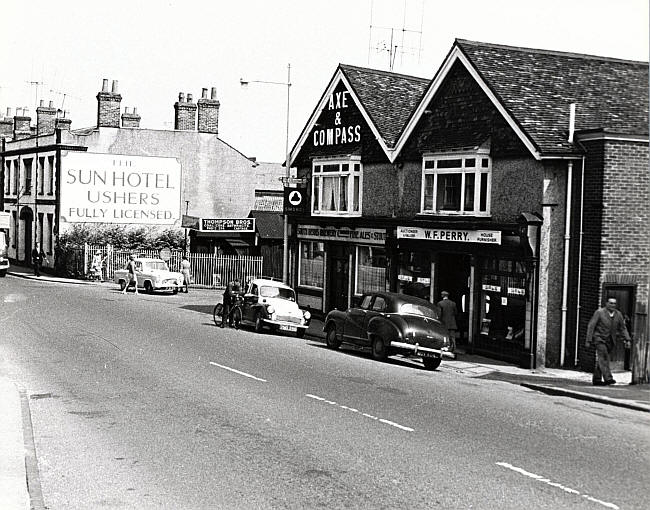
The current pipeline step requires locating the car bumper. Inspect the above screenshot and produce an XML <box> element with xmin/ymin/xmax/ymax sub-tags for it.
<box><xmin>390</xmin><ymin>341</ymin><xmax>455</xmax><ymax>359</ymax></box>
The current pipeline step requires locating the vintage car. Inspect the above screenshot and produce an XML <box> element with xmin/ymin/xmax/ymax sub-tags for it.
<box><xmin>323</xmin><ymin>291</ymin><xmax>454</xmax><ymax>370</ymax></box>
<box><xmin>114</xmin><ymin>257</ymin><xmax>183</xmax><ymax>294</ymax></box>
<box><xmin>234</xmin><ymin>278</ymin><xmax>311</xmax><ymax>337</ymax></box>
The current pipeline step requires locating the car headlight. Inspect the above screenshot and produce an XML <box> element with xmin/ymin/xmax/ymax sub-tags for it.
<box><xmin>266</xmin><ymin>305</ymin><xmax>275</xmax><ymax>314</ymax></box>
<box><xmin>303</xmin><ymin>310</ymin><xmax>311</xmax><ymax>320</ymax></box>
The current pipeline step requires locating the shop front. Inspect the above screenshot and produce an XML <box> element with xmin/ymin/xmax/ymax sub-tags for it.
<box><xmin>394</xmin><ymin>222</ymin><xmax>538</xmax><ymax>367</ymax></box>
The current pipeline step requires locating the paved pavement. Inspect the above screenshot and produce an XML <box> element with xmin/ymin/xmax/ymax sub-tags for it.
<box><xmin>2</xmin><ymin>264</ymin><xmax>648</xmax><ymax>508</ymax></box>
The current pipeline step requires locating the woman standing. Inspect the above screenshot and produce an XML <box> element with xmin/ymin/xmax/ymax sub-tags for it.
<box><xmin>180</xmin><ymin>256</ymin><xmax>191</xmax><ymax>293</ymax></box>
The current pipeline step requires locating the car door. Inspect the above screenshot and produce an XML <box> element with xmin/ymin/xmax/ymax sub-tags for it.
<box><xmin>344</xmin><ymin>294</ymin><xmax>373</xmax><ymax>344</ymax></box>
<box><xmin>359</xmin><ymin>295</ymin><xmax>388</xmax><ymax>347</ymax></box>
<box><xmin>242</xmin><ymin>283</ymin><xmax>259</xmax><ymax>323</ymax></box>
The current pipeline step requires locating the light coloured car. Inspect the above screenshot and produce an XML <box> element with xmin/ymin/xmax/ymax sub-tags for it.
<box><xmin>114</xmin><ymin>257</ymin><xmax>183</xmax><ymax>294</ymax></box>
<box><xmin>234</xmin><ymin>278</ymin><xmax>311</xmax><ymax>337</ymax></box>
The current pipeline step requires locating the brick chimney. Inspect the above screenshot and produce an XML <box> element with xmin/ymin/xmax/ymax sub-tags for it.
<box><xmin>0</xmin><ymin>107</ymin><xmax>13</xmax><ymax>139</ymax></box>
<box><xmin>13</xmin><ymin>108</ymin><xmax>32</xmax><ymax>139</ymax></box>
<box><xmin>36</xmin><ymin>100</ymin><xmax>57</xmax><ymax>135</ymax></box>
<box><xmin>97</xmin><ymin>79</ymin><xmax>122</xmax><ymax>128</ymax></box>
<box><xmin>197</xmin><ymin>87</ymin><xmax>220</xmax><ymax>134</ymax></box>
<box><xmin>174</xmin><ymin>92</ymin><xmax>196</xmax><ymax>130</ymax></box>
<box><xmin>55</xmin><ymin>110</ymin><xmax>72</xmax><ymax>131</ymax></box>
<box><xmin>121</xmin><ymin>106</ymin><xmax>141</xmax><ymax>128</ymax></box>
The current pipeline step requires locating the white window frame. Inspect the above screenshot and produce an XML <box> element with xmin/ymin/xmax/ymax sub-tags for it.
<box><xmin>420</xmin><ymin>150</ymin><xmax>492</xmax><ymax>216</ymax></box>
<box><xmin>311</xmin><ymin>157</ymin><xmax>362</xmax><ymax>217</ymax></box>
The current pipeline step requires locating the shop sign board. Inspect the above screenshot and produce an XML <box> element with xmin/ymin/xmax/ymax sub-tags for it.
<box><xmin>61</xmin><ymin>152</ymin><xmax>181</xmax><ymax>225</ymax></box>
<box><xmin>297</xmin><ymin>224</ymin><xmax>386</xmax><ymax>245</ymax></box>
<box><xmin>397</xmin><ymin>226</ymin><xmax>501</xmax><ymax>245</ymax></box>
<box><xmin>201</xmin><ymin>218</ymin><xmax>255</xmax><ymax>232</ymax></box>
<box><xmin>284</xmin><ymin>187</ymin><xmax>309</xmax><ymax>215</ymax></box>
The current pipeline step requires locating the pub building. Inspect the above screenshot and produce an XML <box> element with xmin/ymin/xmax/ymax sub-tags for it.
<box><xmin>286</xmin><ymin>39</ymin><xmax>649</xmax><ymax>371</ymax></box>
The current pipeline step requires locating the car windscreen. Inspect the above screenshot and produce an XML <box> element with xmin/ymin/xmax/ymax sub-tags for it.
<box><xmin>145</xmin><ymin>261</ymin><xmax>170</xmax><ymax>271</ymax></box>
<box><xmin>260</xmin><ymin>286</ymin><xmax>296</xmax><ymax>301</ymax></box>
<box><xmin>399</xmin><ymin>303</ymin><xmax>438</xmax><ymax>320</ymax></box>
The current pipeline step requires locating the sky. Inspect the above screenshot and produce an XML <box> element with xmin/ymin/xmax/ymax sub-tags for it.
<box><xmin>1</xmin><ymin>0</ymin><xmax>648</xmax><ymax>163</ymax></box>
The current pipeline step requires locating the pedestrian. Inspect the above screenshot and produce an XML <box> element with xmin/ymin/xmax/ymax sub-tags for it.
<box><xmin>437</xmin><ymin>290</ymin><xmax>458</xmax><ymax>352</ymax></box>
<box><xmin>91</xmin><ymin>250</ymin><xmax>105</xmax><ymax>281</ymax></box>
<box><xmin>221</xmin><ymin>277</ymin><xmax>241</xmax><ymax>328</ymax></box>
<box><xmin>122</xmin><ymin>255</ymin><xmax>139</xmax><ymax>295</ymax></box>
<box><xmin>180</xmin><ymin>256</ymin><xmax>191</xmax><ymax>293</ymax></box>
<box><xmin>586</xmin><ymin>297</ymin><xmax>631</xmax><ymax>385</ymax></box>
<box><xmin>31</xmin><ymin>243</ymin><xmax>46</xmax><ymax>277</ymax></box>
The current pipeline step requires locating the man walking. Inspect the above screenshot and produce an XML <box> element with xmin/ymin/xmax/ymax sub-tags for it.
<box><xmin>437</xmin><ymin>290</ymin><xmax>458</xmax><ymax>352</ymax></box>
<box><xmin>586</xmin><ymin>297</ymin><xmax>630</xmax><ymax>385</ymax></box>
<box><xmin>31</xmin><ymin>243</ymin><xmax>46</xmax><ymax>277</ymax></box>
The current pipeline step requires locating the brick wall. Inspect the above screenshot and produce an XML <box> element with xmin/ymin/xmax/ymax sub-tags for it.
<box><xmin>97</xmin><ymin>92</ymin><xmax>122</xmax><ymax>128</ymax></box>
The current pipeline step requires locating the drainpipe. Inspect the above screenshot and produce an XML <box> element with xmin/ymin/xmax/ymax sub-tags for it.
<box><xmin>560</xmin><ymin>103</ymin><xmax>576</xmax><ymax>367</ymax></box>
<box><xmin>574</xmin><ymin>155</ymin><xmax>586</xmax><ymax>366</ymax></box>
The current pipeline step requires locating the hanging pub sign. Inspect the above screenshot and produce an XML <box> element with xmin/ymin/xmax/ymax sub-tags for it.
<box><xmin>284</xmin><ymin>187</ymin><xmax>309</xmax><ymax>215</ymax></box>
<box><xmin>397</xmin><ymin>226</ymin><xmax>502</xmax><ymax>245</ymax></box>
<box><xmin>201</xmin><ymin>218</ymin><xmax>255</xmax><ymax>232</ymax></box>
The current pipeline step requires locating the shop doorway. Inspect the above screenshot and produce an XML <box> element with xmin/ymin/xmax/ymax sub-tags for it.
<box><xmin>437</xmin><ymin>253</ymin><xmax>471</xmax><ymax>341</ymax></box>
<box><xmin>603</xmin><ymin>284</ymin><xmax>635</xmax><ymax>371</ymax></box>
<box><xmin>328</xmin><ymin>244</ymin><xmax>349</xmax><ymax>311</ymax></box>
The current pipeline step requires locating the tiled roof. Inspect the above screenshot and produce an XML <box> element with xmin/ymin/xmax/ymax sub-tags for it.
<box><xmin>248</xmin><ymin>210</ymin><xmax>283</xmax><ymax>239</ymax></box>
<box><xmin>339</xmin><ymin>64</ymin><xmax>429</xmax><ymax>148</ymax></box>
<box><xmin>455</xmin><ymin>39</ymin><xmax>649</xmax><ymax>154</ymax></box>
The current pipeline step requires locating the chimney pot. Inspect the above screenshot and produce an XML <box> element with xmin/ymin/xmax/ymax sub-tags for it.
<box><xmin>6</xmin><ymin>107</ymin><xmax>12</xmax><ymax>117</ymax></box>
<box><xmin>64</xmin><ymin>110</ymin><xmax>70</xmax><ymax>118</ymax></box>
<box><xmin>102</xmin><ymin>79</ymin><xmax>109</xmax><ymax>92</ymax></box>
<box><xmin>112</xmin><ymin>80</ymin><xmax>119</xmax><ymax>94</ymax></box>
<box><xmin>179</xmin><ymin>92</ymin><xmax>185</xmax><ymax>102</ymax></box>
<box><xmin>202</xmin><ymin>88</ymin><xmax>208</xmax><ymax>99</ymax></box>
<box><xmin>133</xmin><ymin>107</ymin><xmax>138</xmax><ymax>115</ymax></box>
<box><xmin>187</xmin><ymin>93</ymin><xmax>193</xmax><ymax>103</ymax></box>
<box><xmin>49</xmin><ymin>100</ymin><xmax>54</xmax><ymax>108</ymax></box>
<box><xmin>124</xmin><ymin>106</ymin><xmax>131</xmax><ymax>115</ymax></box>
<box><xmin>211</xmin><ymin>87</ymin><xmax>217</xmax><ymax>100</ymax></box>
<box><xmin>39</xmin><ymin>99</ymin><xmax>45</xmax><ymax>107</ymax></box>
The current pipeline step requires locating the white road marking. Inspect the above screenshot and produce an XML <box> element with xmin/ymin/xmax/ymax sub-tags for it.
<box><xmin>209</xmin><ymin>362</ymin><xmax>267</xmax><ymax>382</ymax></box>
<box><xmin>305</xmin><ymin>394</ymin><xmax>414</xmax><ymax>432</ymax></box>
<box><xmin>496</xmin><ymin>462</ymin><xmax>620</xmax><ymax>509</ymax></box>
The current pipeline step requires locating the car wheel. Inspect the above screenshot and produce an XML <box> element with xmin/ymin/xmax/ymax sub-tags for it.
<box><xmin>296</xmin><ymin>328</ymin><xmax>306</xmax><ymax>339</ymax></box>
<box><xmin>213</xmin><ymin>303</ymin><xmax>224</xmax><ymax>327</ymax></box>
<box><xmin>254</xmin><ymin>313</ymin><xmax>265</xmax><ymax>333</ymax></box>
<box><xmin>172</xmin><ymin>287</ymin><xmax>178</xmax><ymax>295</ymax></box>
<box><xmin>422</xmin><ymin>357</ymin><xmax>442</xmax><ymax>371</ymax></box>
<box><xmin>0</xmin><ymin>270</ymin><xmax>6</xmax><ymax>277</ymax></box>
<box><xmin>371</xmin><ymin>335</ymin><xmax>388</xmax><ymax>361</ymax></box>
<box><xmin>119</xmin><ymin>280</ymin><xmax>126</xmax><ymax>291</ymax></box>
<box><xmin>326</xmin><ymin>326</ymin><xmax>341</xmax><ymax>349</ymax></box>
<box><xmin>232</xmin><ymin>308</ymin><xmax>242</xmax><ymax>330</ymax></box>
<box><xmin>144</xmin><ymin>281</ymin><xmax>153</xmax><ymax>294</ymax></box>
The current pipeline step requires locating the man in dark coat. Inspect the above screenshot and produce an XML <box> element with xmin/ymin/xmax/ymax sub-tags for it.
<box><xmin>221</xmin><ymin>278</ymin><xmax>241</xmax><ymax>328</ymax></box>
<box><xmin>586</xmin><ymin>297</ymin><xmax>631</xmax><ymax>385</ymax></box>
<box><xmin>31</xmin><ymin>243</ymin><xmax>46</xmax><ymax>277</ymax></box>
<box><xmin>437</xmin><ymin>290</ymin><xmax>458</xmax><ymax>352</ymax></box>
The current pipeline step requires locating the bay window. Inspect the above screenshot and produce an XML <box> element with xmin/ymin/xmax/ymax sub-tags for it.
<box><xmin>421</xmin><ymin>151</ymin><xmax>491</xmax><ymax>215</ymax></box>
<box><xmin>312</xmin><ymin>158</ymin><xmax>362</xmax><ymax>215</ymax></box>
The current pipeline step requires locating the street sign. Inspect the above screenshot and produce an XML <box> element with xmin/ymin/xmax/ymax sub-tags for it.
<box><xmin>283</xmin><ymin>187</ymin><xmax>309</xmax><ymax>215</ymax></box>
<box><xmin>280</xmin><ymin>177</ymin><xmax>308</xmax><ymax>186</ymax></box>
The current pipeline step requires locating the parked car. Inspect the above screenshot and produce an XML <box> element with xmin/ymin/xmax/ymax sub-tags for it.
<box><xmin>114</xmin><ymin>257</ymin><xmax>183</xmax><ymax>294</ymax></box>
<box><xmin>234</xmin><ymin>278</ymin><xmax>311</xmax><ymax>337</ymax></box>
<box><xmin>323</xmin><ymin>291</ymin><xmax>454</xmax><ymax>370</ymax></box>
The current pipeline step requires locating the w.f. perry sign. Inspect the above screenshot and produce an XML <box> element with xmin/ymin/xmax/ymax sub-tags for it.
<box><xmin>60</xmin><ymin>152</ymin><xmax>181</xmax><ymax>225</ymax></box>
<box><xmin>397</xmin><ymin>226</ymin><xmax>501</xmax><ymax>244</ymax></box>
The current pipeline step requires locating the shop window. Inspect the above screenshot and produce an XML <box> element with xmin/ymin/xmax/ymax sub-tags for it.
<box><xmin>312</xmin><ymin>158</ymin><xmax>362</xmax><ymax>216</ymax></box>
<box><xmin>398</xmin><ymin>250</ymin><xmax>431</xmax><ymax>300</ymax></box>
<box><xmin>299</xmin><ymin>241</ymin><xmax>325</xmax><ymax>288</ymax></box>
<box><xmin>421</xmin><ymin>151</ymin><xmax>491</xmax><ymax>215</ymax></box>
<box><xmin>355</xmin><ymin>246</ymin><xmax>387</xmax><ymax>294</ymax></box>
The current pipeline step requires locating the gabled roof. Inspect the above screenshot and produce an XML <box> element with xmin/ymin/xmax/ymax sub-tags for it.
<box><xmin>455</xmin><ymin>39</ymin><xmax>649</xmax><ymax>154</ymax></box>
<box><xmin>289</xmin><ymin>64</ymin><xmax>428</xmax><ymax>164</ymax></box>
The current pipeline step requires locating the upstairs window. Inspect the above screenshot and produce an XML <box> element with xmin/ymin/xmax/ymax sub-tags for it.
<box><xmin>23</xmin><ymin>158</ymin><xmax>33</xmax><ymax>195</ymax></box>
<box><xmin>312</xmin><ymin>158</ymin><xmax>361</xmax><ymax>216</ymax></box>
<box><xmin>421</xmin><ymin>152</ymin><xmax>491</xmax><ymax>216</ymax></box>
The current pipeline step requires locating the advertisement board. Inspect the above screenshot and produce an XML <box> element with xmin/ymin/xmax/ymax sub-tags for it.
<box><xmin>60</xmin><ymin>152</ymin><xmax>181</xmax><ymax>225</ymax></box>
<box><xmin>201</xmin><ymin>218</ymin><xmax>255</xmax><ymax>232</ymax></box>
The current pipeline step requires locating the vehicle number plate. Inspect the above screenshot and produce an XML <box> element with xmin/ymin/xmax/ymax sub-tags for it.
<box><xmin>279</xmin><ymin>325</ymin><xmax>297</xmax><ymax>332</ymax></box>
<box><xmin>418</xmin><ymin>351</ymin><xmax>437</xmax><ymax>358</ymax></box>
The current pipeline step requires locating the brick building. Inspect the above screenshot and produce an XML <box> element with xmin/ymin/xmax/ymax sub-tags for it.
<box><xmin>0</xmin><ymin>79</ymin><xmax>283</xmax><ymax>267</ymax></box>
<box><xmin>286</xmin><ymin>39</ymin><xmax>649</xmax><ymax>371</ymax></box>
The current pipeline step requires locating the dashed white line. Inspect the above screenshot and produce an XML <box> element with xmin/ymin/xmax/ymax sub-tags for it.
<box><xmin>496</xmin><ymin>462</ymin><xmax>620</xmax><ymax>509</ymax></box>
<box><xmin>209</xmin><ymin>362</ymin><xmax>267</xmax><ymax>382</ymax></box>
<box><xmin>305</xmin><ymin>394</ymin><xmax>414</xmax><ymax>432</ymax></box>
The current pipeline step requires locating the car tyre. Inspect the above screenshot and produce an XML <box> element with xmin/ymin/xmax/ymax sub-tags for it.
<box><xmin>326</xmin><ymin>326</ymin><xmax>341</xmax><ymax>350</ymax></box>
<box><xmin>0</xmin><ymin>270</ymin><xmax>6</xmax><ymax>277</ymax></box>
<box><xmin>213</xmin><ymin>303</ymin><xmax>224</xmax><ymax>327</ymax></box>
<box><xmin>371</xmin><ymin>335</ymin><xmax>388</xmax><ymax>361</ymax></box>
<box><xmin>422</xmin><ymin>357</ymin><xmax>442</xmax><ymax>370</ymax></box>
<box><xmin>144</xmin><ymin>281</ymin><xmax>153</xmax><ymax>294</ymax></box>
<box><xmin>296</xmin><ymin>328</ymin><xmax>306</xmax><ymax>339</ymax></box>
<box><xmin>254</xmin><ymin>313</ymin><xmax>265</xmax><ymax>334</ymax></box>
<box><xmin>119</xmin><ymin>280</ymin><xmax>126</xmax><ymax>291</ymax></box>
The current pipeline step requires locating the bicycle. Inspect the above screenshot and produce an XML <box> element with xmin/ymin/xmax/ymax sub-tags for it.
<box><xmin>213</xmin><ymin>295</ymin><xmax>243</xmax><ymax>329</ymax></box>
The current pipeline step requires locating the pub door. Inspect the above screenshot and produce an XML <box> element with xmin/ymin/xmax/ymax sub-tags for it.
<box><xmin>328</xmin><ymin>244</ymin><xmax>350</xmax><ymax>311</ymax></box>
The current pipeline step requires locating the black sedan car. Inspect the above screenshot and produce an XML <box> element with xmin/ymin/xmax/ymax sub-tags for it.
<box><xmin>323</xmin><ymin>291</ymin><xmax>454</xmax><ymax>370</ymax></box>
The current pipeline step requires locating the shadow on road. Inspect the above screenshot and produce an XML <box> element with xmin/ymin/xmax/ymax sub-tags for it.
<box><xmin>180</xmin><ymin>304</ymin><xmax>214</xmax><ymax>315</ymax></box>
